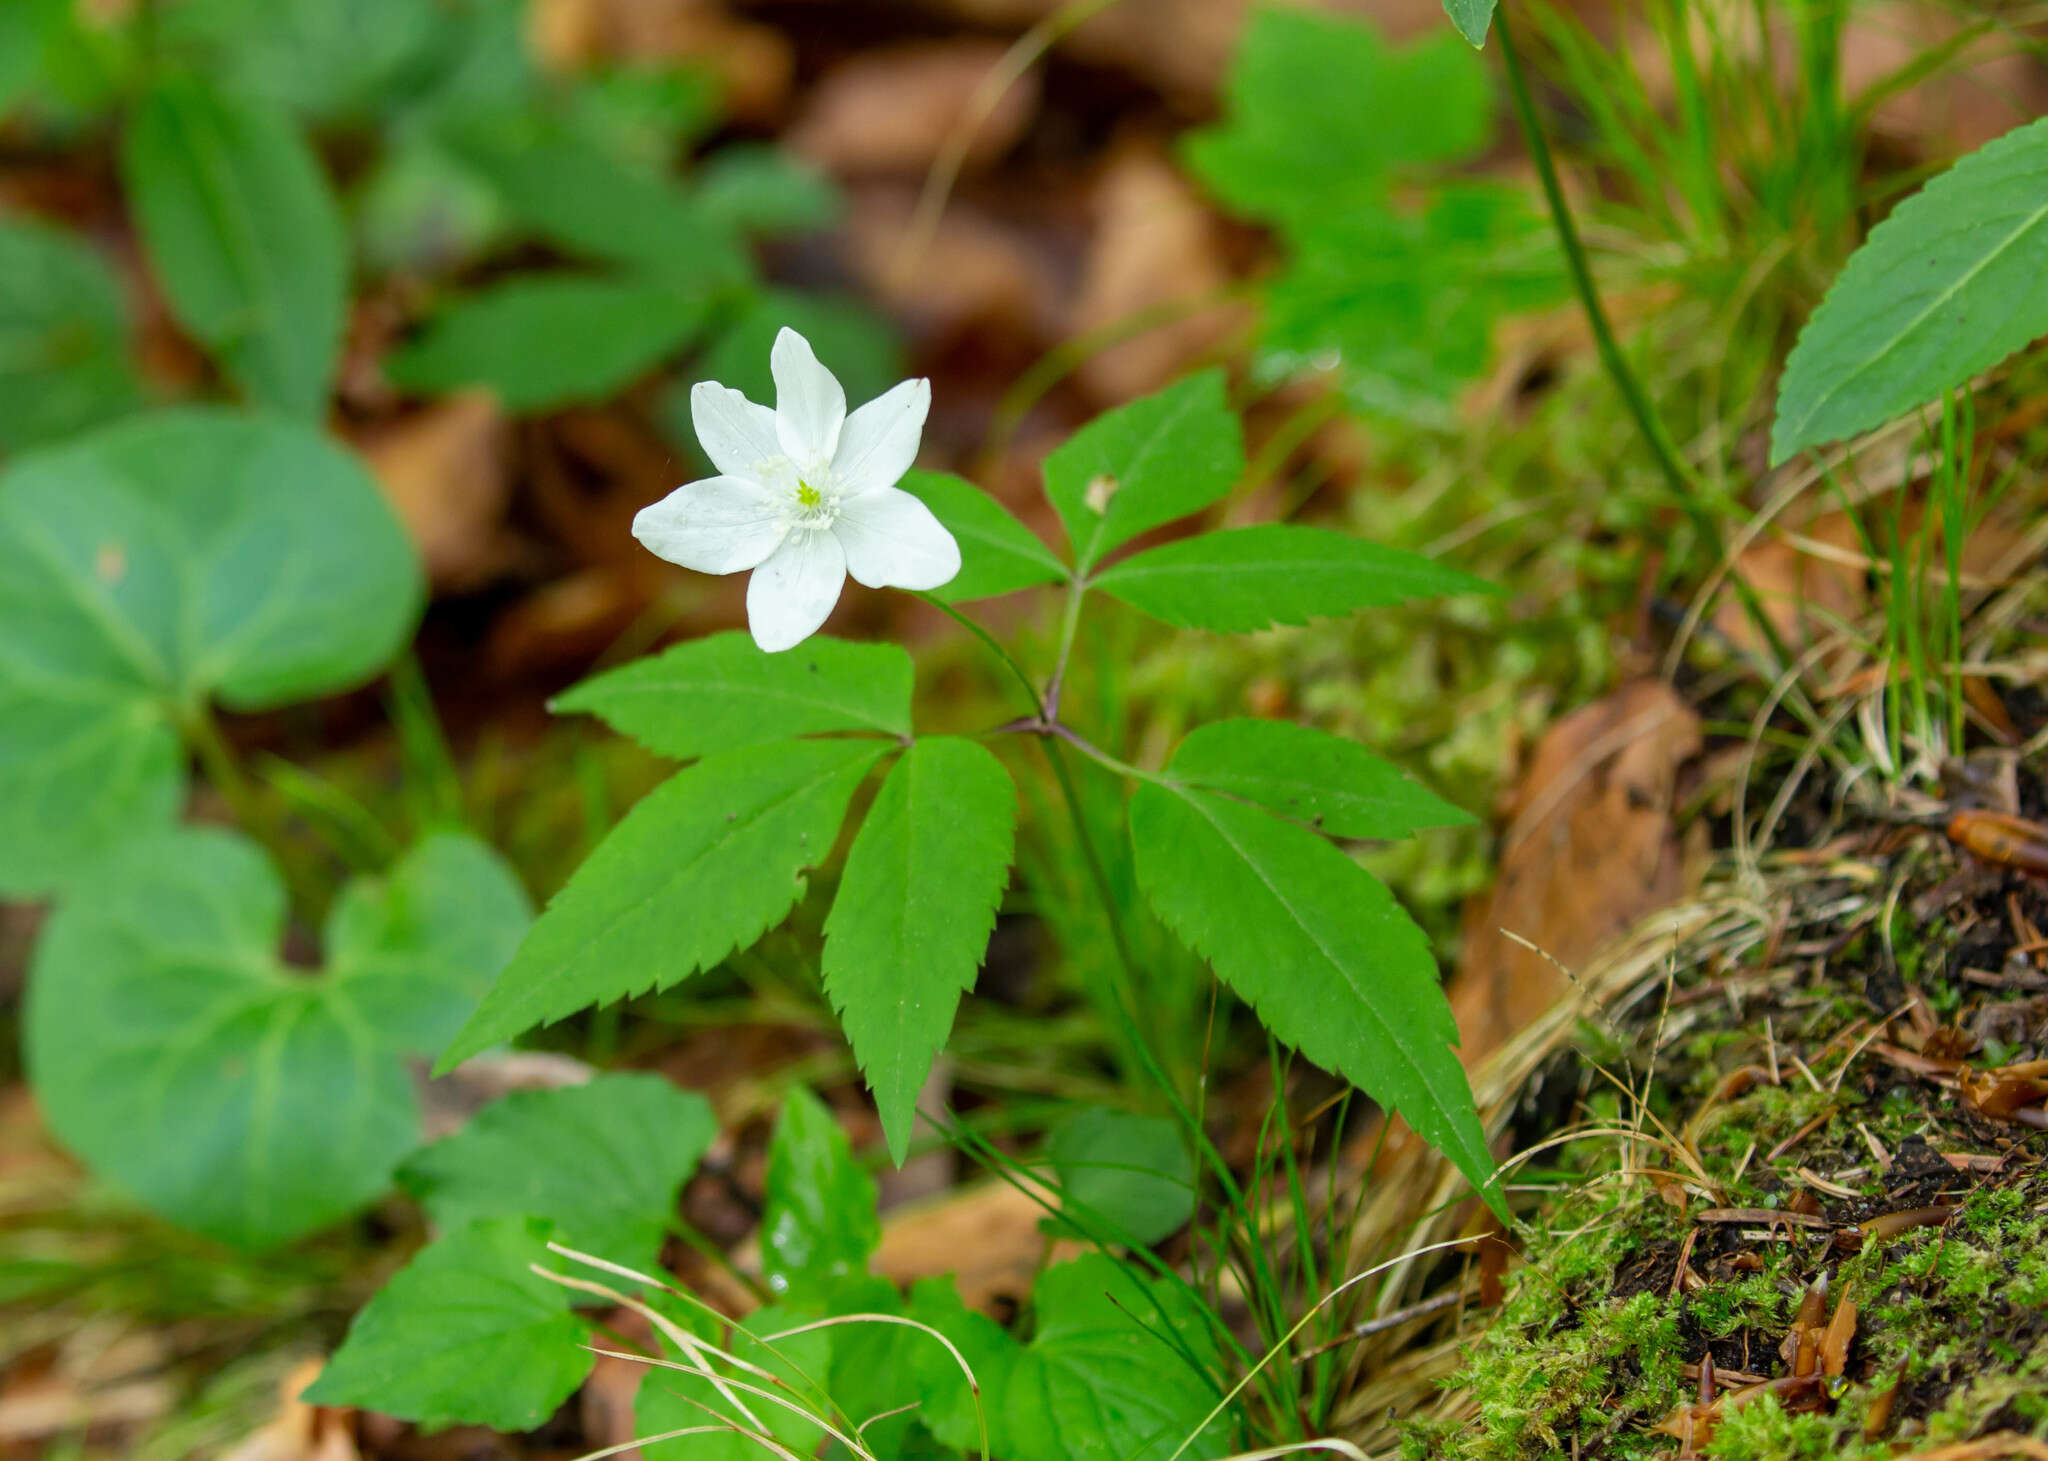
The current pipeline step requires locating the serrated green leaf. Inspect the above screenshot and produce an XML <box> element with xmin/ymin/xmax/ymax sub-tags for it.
<box><xmin>0</xmin><ymin>408</ymin><xmax>422</xmax><ymax>895</ymax></box>
<box><xmin>445</xmin><ymin>113</ymin><xmax>748</xmax><ymax>292</ymax></box>
<box><xmin>761</xmin><ymin>1086</ymin><xmax>879</xmax><ymax>1300</ymax></box>
<box><xmin>1128</xmin><ymin>784</ymin><xmax>1499</xmax><ymax>1214</ymax></box>
<box><xmin>822</xmin><ymin>737</ymin><xmax>1016</xmax><ymax>1163</ymax></box>
<box><xmin>0</xmin><ymin>212</ymin><xmax>142</xmax><ymax>452</ymax></box>
<box><xmin>1442</xmin><ymin>0</ymin><xmax>1496</xmax><ymax>46</ymax></box>
<box><xmin>1045</xmin><ymin>1107</ymin><xmax>1194</xmax><ymax>1246</ymax></box>
<box><xmin>1167</xmin><ymin>719</ymin><xmax>1474</xmax><ymax>839</ymax></box>
<box><xmin>387</xmin><ymin>274</ymin><xmax>709</xmax><ymax>412</ymax></box>
<box><xmin>1004</xmin><ymin>1255</ymin><xmax>1232</xmax><ymax>1461</ymax></box>
<box><xmin>637</xmin><ymin>1304</ymin><xmax>834</xmax><ymax>1461</ymax></box>
<box><xmin>25</xmin><ymin>828</ymin><xmax>529</xmax><ymax>1248</ymax></box>
<box><xmin>1771</xmin><ymin>116</ymin><xmax>2048</xmax><ymax>465</ymax></box>
<box><xmin>438</xmin><ymin>740</ymin><xmax>886</xmax><ymax>1071</ymax></box>
<box><xmin>1043</xmin><ymin>371</ymin><xmax>1244</xmax><ymax>573</ymax></box>
<box><xmin>897</xmin><ymin>471</ymin><xmax>1068</xmax><ymax>602</ymax></box>
<box><xmin>1184</xmin><ymin>7</ymin><xmax>1490</xmax><ymax>234</ymax></box>
<box><xmin>1260</xmin><ymin>186</ymin><xmax>1563</xmax><ymax>416</ymax></box>
<box><xmin>122</xmin><ymin>75</ymin><xmax>347</xmax><ymax>416</ymax></box>
<box><xmin>554</xmin><ymin>631</ymin><xmax>912</xmax><ymax>762</ymax></box>
<box><xmin>399</xmin><ymin>1074</ymin><xmax>715</xmax><ymax>1272</ymax></box>
<box><xmin>1095</xmin><ymin>523</ymin><xmax>1494</xmax><ymax>632</ymax></box>
<box><xmin>305</xmin><ymin>1218</ymin><xmax>590</xmax><ymax>1431</ymax></box>
<box><xmin>906</xmin><ymin>1277</ymin><xmax>1016</xmax><ymax>1454</ymax></box>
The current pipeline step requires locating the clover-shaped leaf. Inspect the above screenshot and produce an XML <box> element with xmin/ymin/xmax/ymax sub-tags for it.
<box><xmin>25</xmin><ymin>827</ymin><xmax>530</xmax><ymax>1249</ymax></box>
<box><xmin>0</xmin><ymin>408</ymin><xmax>423</xmax><ymax>895</ymax></box>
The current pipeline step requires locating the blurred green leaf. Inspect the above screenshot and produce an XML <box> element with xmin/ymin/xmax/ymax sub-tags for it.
<box><xmin>445</xmin><ymin>114</ymin><xmax>748</xmax><ymax>291</ymax></box>
<box><xmin>822</xmin><ymin>737</ymin><xmax>1016</xmax><ymax>1162</ymax></box>
<box><xmin>1772</xmin><ymin>115</ymin><xmax>2048</xmax><ymax>464</ymax></box>
<box><xmin>25</xmin><ymin>829</ymin><xmax>529</xmax><ymax>1248</ymax></box>
<box><xmin>1443</xmin><ymin>0</ymin><xmax>1496</xmax><ymax>46</ymax></box>
<box><xmin>555</xmin><ymin>631</ymin><xmax>913</xmax><ymax>762</ymax></box>
<box><xmin>0</xmin><ymin>408</ymin><xmax>422</xmax><ymax>895</ymax></box>
<box><xmin>161</xmin><ymin>0</ymin><xmax>451</xmax><ymax>124</ymax></box>
<box><xmin>1042</xmin><ymin>370</ymin><xmax>1245</xmax><ymax>573</ymax></box>
<box><xmin>400</xmin><ymin>1074</ymin><xmax>714</xmax><ymax>1272</ymax></box>
<box><xmin>698</xmin><ymin>144</ymin><xmax>841</xmax><ymax>236</ymax></box>
<box><xmin>122</xmin><ymin>75</ymin><xmax>348</xmax><ymax>416</ymax></box>
<box><xmin>305</xmin><ymin>1218</ymin><xmax>589</xmax><ymax>1430</ymax></box>
<box><xmin>1166</xmin><ymin>719</ymin><xmax>1473</xmax><ymax>839</ymax></box>
<box><xmin>638</xmin><ymin>1304</ymin><xmax>835</xmax><ymax>1461</ymax></box>
<box><xmin>438</xmin><ymin>740</ymin><xmax>886</xmax><ymax>1070</ymax></box>
<box><xmin>0</xmin><ymin>211</ymin><xmax>142</xmax><ymax>452</ymax></box>
<box><xmin>386</xmin><ymin>275</ymin><xmax>709</xmax><ymax>411</ymax></box>
<box><xmin>1129</xmin><ymin>782</ymin><xmax>1501</xmax><ymax>1216</ymax></box>
<box><xmin>562</xmin><ymin>64</ymin><xmax>720</xmax><ymax>172</ymax></box>
<box><xmin>354</xmin><ymin>139</ymin><xmax>506</xmax><ymax>275</ymax></box>
<box><xmin>761</xmin><ymin>1086</ymin><xmax>879</xmax><ymax>1301</ymax></box>
<box><xmin>691</xmin><ymin>290</ymin><xmax>903</xmax><ymax>420</ymax></box>
<box><xmin>1094</xmin><ymin>523</ymin><xmax>1497</xmax><ymax>632</ymax></box>
<box><xmin>1045</xmin><ymin>1107</ymin><xmax>1194</xmax><ymax>1246</ymax></box>
<box><xmin>897</xmin><ymin>470</ymin><xmax>1068</xmax><ymax>602</ymax></box>
<box><xmin>1260</xmin><ymin>185</ymin><xmax>1563</xmax><ymax>417</ymax></box>
<box><xmin>1185</xmin><ymin>6</ymin><xmax>1491</xmax><ymax>234</ymax></box>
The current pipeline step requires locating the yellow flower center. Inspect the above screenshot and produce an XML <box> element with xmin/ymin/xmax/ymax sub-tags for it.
<box><xmin>795</xmin><ymin>480</ymin><xmax>822</xmax><ymax>509</ymax></box>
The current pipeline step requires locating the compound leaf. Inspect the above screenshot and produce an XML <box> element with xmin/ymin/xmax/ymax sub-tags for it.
<box><xmin>1128</xmin><ymin>784</ymin><xmax>1499</xmax><ymax>1214</ymax></box>
<box><xmin>554</xmin><ymin>631</ymin><xmax>912</xmax><ymax>762</ymax></box>
<box><xmin>438</xmin><ymin>739</ymin><xmax>886</xmax><ymax>1071</ymax></box>
<box><xmin>898</xmin><ymin>470</ymin><xmax>1068</xmax><ymax>602</ymax></box>
<box><xmin>821</xmin><ymin>737</ymin><xmax>1016</xmax><ymax>1163</ymax></box>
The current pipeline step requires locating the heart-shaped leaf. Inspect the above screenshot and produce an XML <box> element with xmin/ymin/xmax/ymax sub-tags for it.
<box><xmin>25</xmin><ymin>827</ymin><xmax>530</xmax><ymax>1248</ymax></box>
<box><xmin>0</xmin><ymin>408</ymin><xmax>423</xmax><ymax>895</ymax></box>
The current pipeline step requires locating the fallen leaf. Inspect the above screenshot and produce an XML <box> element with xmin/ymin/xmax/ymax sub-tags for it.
<box><xmin>789</xmin><ymin>41</ymin><xmax>1038</xmax><ymax>177</ymax></box>
<box><xmin>355</xmin><ymin>392</ymin><xmax>513</xmax><ymax>591</ymax></box>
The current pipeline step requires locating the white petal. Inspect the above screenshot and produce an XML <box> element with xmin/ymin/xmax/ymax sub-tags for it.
<box><xmin>746</xmin><ymin>529</ymin><xmax>847</xmax><ymax>652</ymax></box>
<box><xmin>770</xmin><ymin>327</ymin><xmax>846</xmax><ymax>468</ymax></box>
<box><xmin>834</xmin><ymin>485</ymin><xmax>962</xmax><ymax>591</ymax></box>
<box><xmin>832</xmin><ymin>378</ymin><xmax>930</xmax><ymax>497</ymax></box>
<box><xmin>633</xmin><ymin>476</ymin><xmax>789</xmax><ymax>575</ymax></box>
<box><xmin>691</xmin><ymin>381</ymin><xmax>783</xmax><ymax>478</ymax></box>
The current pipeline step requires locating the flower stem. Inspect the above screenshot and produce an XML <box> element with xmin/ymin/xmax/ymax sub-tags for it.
<box><xmin>916</xmin><ymin>592</ymin><xmax>1046</xmax><ymax>718</ymax></box>
<box><xmin>181</xmin><ymin>702</ymin><xmax>321</xmax><ymax>911</ymax></box>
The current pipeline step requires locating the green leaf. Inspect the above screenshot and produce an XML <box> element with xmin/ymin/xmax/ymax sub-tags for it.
<box><xmin>1442</xmin><ymin>0</ymin><xmax>1496</xmax><ymax>46</ymax></box>
<box><xmin>1004</xmin><ymin>1255</ymin><xmax>1231</xmax><ymax>1461</ymax></box>
<box><xmin>905</xmin><ymin>1278</ymin><xmax>1017</xmax><ymax>1453</ymax></box>
<box><xmin>438</xmin><ymin>739</ymin><xmax>886</xmax><ymax>1071</ymax></box>
<box><xmin>0</xmin><ymin>408</ymin><xmax>423</xmax><ymax>895</ymax></box>
<box><xmin>445</xmin><ymin>113</ymin><xmax>748</xmax><ymax>292</ymax></box>
<box><xmin>1094</xmin><ymin>523</ymin><xmax>1495</xmax><ymax>632</ymax></box>
<box><xmin>1042</xmin><ymin>371</ymin><xmax>1244</xmax><ymax>573</ymax></box>
<box><xmin>354</xmin><ymin>138</ymin><xmax>505</xmax><ymax>276</ymax></box>
<box><xmin>822</xmin><ymin>737</ymin><xmax>1016</xmax><ymax>1163</ymax></box>
<box><xmin>690</xmin><ymin>290</ymin><xmax>903</xmax><ymax>421</ymax></box>
<box><xmin>0</xmin><ymin>212</ymin><xmax>142</xmax><ymax>452</ymax></box>
<box><xmin>1045</xmin><ymin>1107</ymin><xmax>1194</xmax><ymax>1246</ymax></box>
<box><xmin>761</xmin><ymin>1086</ymin><xmax>879</xmax><ymax>1301</ymax></box>
<box><xmin>897</xmin><ymin>471</ymin><xmax>1068</xmax><ymax>602</ymax></box>
<box><xmin>1771</xmin><ymin>116</ymin><xmax>2048</xmax><ymax>465</ymax></box>
<box><xmin>160</xmin><ymin>0</ymin><xmax>452</xmax><ymax>124</ymax></box>
<box><xmin>305</xmin><ymin>1218</ymin><xmax>590</xmax><ymax>1431</ymax></box>
<box><xmin>1184</xmin><ymin>7</ymin><xmax>1490</xmax><ymax>234</ymax></box>
<box><xmin>24</xmin><ymin>828</ymin><xmax>530</xmax><ymax>1248</ymax></box>
<box><xmin>554</xmin><ymin>631</ymin><xmax>912</xmax><ymax>762</ymax></box>
<box><xmin>399</xmin><ymin>1074</ymin><xmax>715</xmax><ymax>1273</ymax></box>
<box><xmin>122</xmin><ymin>75</ymin><xmax>347</xmax><ymax>416</ymax></box>
<box><xmin>1260</xmin><ymin>186</ymin><xmax>1563</xmax><ymax>416</ymax></box>
<box><xmin>637</xmin><ymin>1304</ymin><xmax>835</xmax><ymax>1461</ymax></box>
<box><xmin>697</xmin><ymin>144</ymin><xmax>841</xmax><ymax>236</ymax></box>
<box><xmin>1167</xmin><ymin>719</ymin><xmax>1473</xmax><ymax>840</ymax></box>
<box><xmin>386</xmin><ymin>274</ymin><xmax>709</xmax><ymax>412</ymax></box>
<box><xmin>1128</xmin><ymin>784</ymin><xmax>1499</xmax><ymax>1214</ymax></box>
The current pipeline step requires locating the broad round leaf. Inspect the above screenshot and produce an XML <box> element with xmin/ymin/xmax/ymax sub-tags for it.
<box><xmin>25</xmin><ymin>827</ymin><xmax>529</xmax><ymax>1249</ymax></box>
<box><xmin>0</xmin><ymin>211</ymin><xmax>143</xmax><ymax>452</ymax></box>
<box><xmin>0</xmin><ymin>408</ymin><xmax>423</xmax><ymax>894</ymax></box>
<box><xmin>1045</xmin><ymin>1107</ymin><xmax>1195</xmax><ymax>1246</ymax></box>
<box><xmin>638</xmin><ymin>1305</ymin><xmax>835</xmax><ymax>1461</ymax></box>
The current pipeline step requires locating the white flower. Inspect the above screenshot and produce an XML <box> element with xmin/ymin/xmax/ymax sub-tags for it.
<box><xmin>633</xmin><ymin>328</ymin><xmax>961</xmax><ymax>652</ymax></box>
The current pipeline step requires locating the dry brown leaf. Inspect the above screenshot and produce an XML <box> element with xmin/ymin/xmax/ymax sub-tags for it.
<box><xmin>356</xmin><ymin>392</ymin><xmax>513</xmax><ymax>592</ymax></box>
<box><xmin>219</xmin><ymin>1359</ymin><xmax>358</xmax><ymax>1461</ymax></box>
<box><xmin>1068</xmin><ymin>143</ymin><xmax>1242</xmax><ymax>404</ymax></box>
<box><xmin>789</xmin><ymin>41</ymin><xmax>1038</xmax><ymax>178</ymax></box>
<box><xmin>843</xmin><ymin>187</ymin><xmax>1058</xmax><ymax>343</ymax></box>
<box><xmin>1713</xmin><ymin>511</ymin><xmax>1867</xmax><ymax>663</ymax></box>
<box><xmin>871</xmin><ymin>1181</ymin><xmax>1080</xmax><ymax>1313</ymax></box>
<box><xmin>1448</xmin><ymin>679</ymin><xmax>1703</xmax><ymax>1068</ymax></box>
<box><xmin>526</xmin><ymin>0</ymin><xmax>792</xmax><ymax>121</ymax></box>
